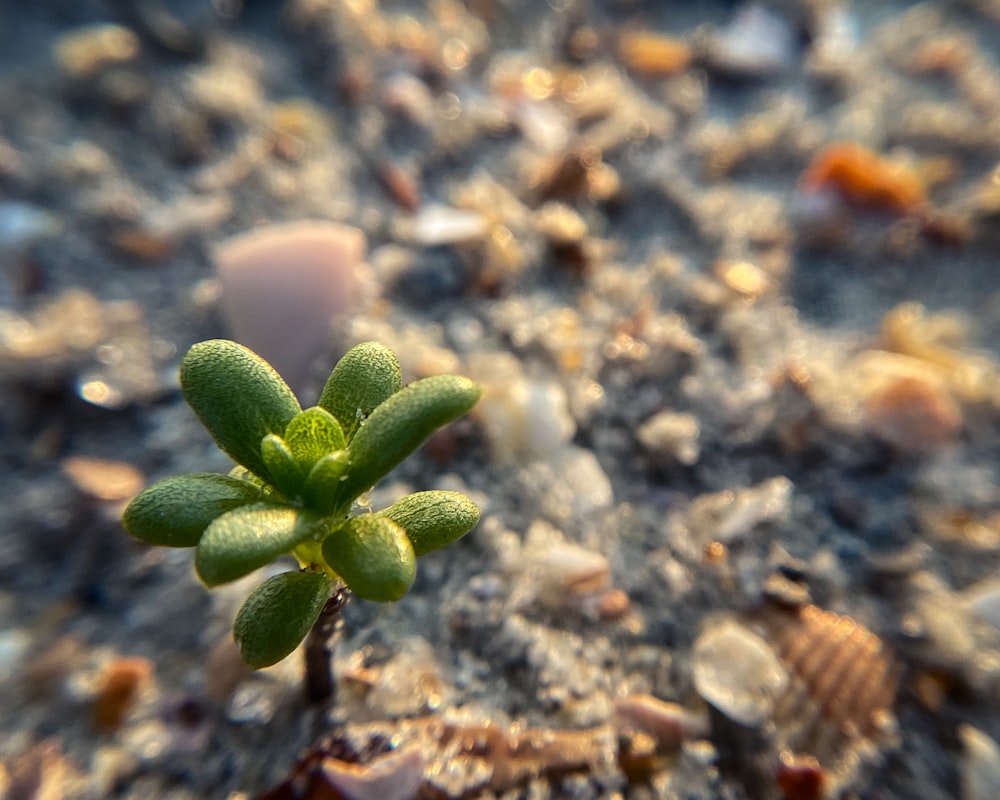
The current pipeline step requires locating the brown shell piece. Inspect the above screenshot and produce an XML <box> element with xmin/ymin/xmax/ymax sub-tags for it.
<box><xmin>764</xmin><ymin>604</ymin><xmax>900</xmax><ymax>770</ymax></box>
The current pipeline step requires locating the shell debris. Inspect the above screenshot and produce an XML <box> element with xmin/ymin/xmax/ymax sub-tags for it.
<box><xmin>255</xmin><ymin>709</ymin><xmax>620</xmax><ymax>800</ymax></box>
<box><xmin>693</xmin><ymin>617</ymin><xmax>790</xmax><ymax>727</ymax></box>
<box><xmin>763</xmin><ymin>604</ymin><xmax>900</xmax><ymax>785</ymax></box>
<box><xmin>618</xmin><ymin>32</ymin><xmax>692</xmax><ymax>78</ymax></box>
<box><xmin>54</xmin><ymin>24</ymin><xmax>140</xmax><ymax>78</ymax></box>
<box><xmin>798</xmin><ymin>142</ymin><xmax>928</xmax><ymax>215</ymax></box>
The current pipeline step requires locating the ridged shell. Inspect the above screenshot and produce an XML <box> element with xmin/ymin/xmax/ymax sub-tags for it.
<box><xmin>765</xmin><ymin>604</ymin><xmax>900</xmax><ymax>771</ymax></box>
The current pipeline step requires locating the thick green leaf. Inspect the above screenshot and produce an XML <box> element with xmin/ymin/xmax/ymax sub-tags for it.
<box><xmin>303</xmin><ymin>450</ymin><xmax>350</xmax><ymax>514</ymax></box>
<box><xmin>261</xmin><ymin>434</ymin><xmax>304</xmax><ymax>498</ymax></box>
<box><xmin>335</xmin><ymin>375</ymin><xmax>481</xmax><ymax>505</ymax></box>
<box><xmin>378</xmin><ymin>490</ymin><xmax>481</xmax><ymax>556</ymax></box>
<box><xmin>285</xmin><ymin>407</ymin><xmax>346</xmax><ymax>472</ymax></box>
<box><xmin>318</xmin><ymin>342</ymin><xmax>401</xmax><ymax>442</ymax></box>
<box><xmin>322</xmin><ymin>515</ymin><xmax>415</xmax><ymax>602</ymax></box>
<box><xmin>180</xmin><ymin>340</ymin><xmax>301</xmax><ymax>479</ymax></box>
<box><xmin>233</xmin><ymin>570</ymin><xmax>332</xmax><ymax>668</ymax></box>
<box><xmin>123</xmin><ymin>473</ymin><xmax>261</xmax><ymax>547</ymax></box>
<box><xmin>195</xmin><ymin>503</ymin><xmax>319</xmax><ymax>586</ymax></box>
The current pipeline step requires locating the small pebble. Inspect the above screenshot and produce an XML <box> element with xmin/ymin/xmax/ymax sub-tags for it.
<box><xmin>93</xmin><ymin>656</ymin><xmax>153</xmax><ymax>732</ymax></box>
<box><xmin>54</xmin><ymin>24</ymin><xmax>140</xmax><ymax>78</ymax></box>
<box><xmin>776</xmin><ymin>752</ymin><xmax>826</xmax><ymax>800</ymax></box>
<box><xmin>707</xmin><ymin>3</ymin><xmax>796</xmax><ymax>77</ymax></box>
<box><xmin>637</xmin><ymin>410</ymin><xmax>700</xmax><ymax>466</ymax></box>
<box><xmin>225</xmin><ymin>680</ymin><xmax>276</xmax><ymax>725</ymax></box>
<box><xmin>853</xmin><ymin>351</ymin><xmax>961</xmax><ymax>453</ymax></box>
<box><xmin>959</xmin><ymin>725</ymin><xmax>1000</xmax><ymax>800</ymax></box>
<box><xmin>61</xmin><ymin>456</ymin><xmax>144</xmax><ymax>504</ymax></box>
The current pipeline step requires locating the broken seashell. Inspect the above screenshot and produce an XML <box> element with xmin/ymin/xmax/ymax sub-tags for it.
<box><xmin>852</xmin><ymin>350</ymin><xmax>962</xmax><ymax>453</ymax></box>
<box><xmin>763</xmin><ymin>604</ymin><xmax>900</xmax><ymax>771</ymax></box>
<box><xmin>679</xmin><ymin>477</ymin><xmax>793</xmax><ymax>546</ymax></box>
<box><xmin>799</xmin><ymin>142</ymin><xmax>927</xmax><ymax>215</ymax></box>
<box><xmin>319</xmin><ymin>745</ymin><xmax>425</xmax><ymax>800</ymax></box>
<box><xmin>880</xmin><ymin>302</ymin><xmax>997</xmax><ymax>404</ymax></box>
<box><xmin>618</xmin><ymin>32</ymin><xmax>692</xmax><ymax>77</ymax></box>
<box><xmin>614</xmin><ymin>693</ymin><xmax>709</xmax><ymax>752</ymax></box>
<box><xmin>256</xmin><ymin>709</ymin><xmax>618</xmax><ymax>800</ymax></box>
<box><xmin>637</xmin><ymin>410</ymin><xmax>700</xmax><ymax>466</ymax></box>
<box><xmin>693</xmin><ymin>617</ymin><xmax>789</xmax><ymax>726</ymax></box>
<box><xmin>405</xmin><ymin>204</ymin><xmax>491</xmax><ymax>246</ymax></box>
<box><xmin>214</xmin><ymin>220</ymin><xmax>366</xmax><ymax>395</ymax></box>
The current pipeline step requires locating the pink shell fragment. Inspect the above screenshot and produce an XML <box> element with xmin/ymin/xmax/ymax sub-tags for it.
<box><xmin>214</xmin><ymin>220</ymin><xmax>365</xmax><ymax>395</ymax></box>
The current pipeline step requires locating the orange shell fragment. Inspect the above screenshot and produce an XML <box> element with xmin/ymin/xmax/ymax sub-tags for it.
<box><xmin>799</xmin><ymin>142</ymin><xmax>927</xmax><ymax>214</ymax></box>
<box><xmin>619</xmin><ymin>32</ymin><xmax>692</xmax><ymax>77</ymax></box>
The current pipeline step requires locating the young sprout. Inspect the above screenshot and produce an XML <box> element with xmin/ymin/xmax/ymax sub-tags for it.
<box><xmin>123</xmin><ymin>340</ymin><xmax>481</xmax><ymax>681</ymax></box>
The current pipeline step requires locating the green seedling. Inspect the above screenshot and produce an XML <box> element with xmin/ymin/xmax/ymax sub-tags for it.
<box><xmin>124</xmin><ymin>339</ymin><xmax>481</xmax><ymax>679</ymax></box>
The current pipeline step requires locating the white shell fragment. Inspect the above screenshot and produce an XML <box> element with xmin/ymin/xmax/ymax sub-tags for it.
<box><xmin>405</xmin><ymin>204</ymin><xmax>491</xmax><ymax>246</ymax></box>
<box><xmin>614</xmin><ymin>693</ymin><xmax>710</xmax><ymax>751</ymax></box>
<box><xmin>469</xmin><ymin>352</ymin><xmax>576</xmax><ymax>462</ymax></box>
<box><xmin>692</xmin><ymin>618</ymin><xmax>789</xmax><ymax>726</ymax></box>
<box><xmin>679</xmin><ymin>477</ymin><xmax>793</xmax><ymax>547</ymax></box>
<box><xmin>637</xmin><ymin>410</ymin><xmax>701</xmax><ymax>465</ymax></box>
<box><xmin>320</xmin><ymin>745</ymin><xmax>426</xmax><ymax>800</ymax></box>
<box><xmin>707</xmin><ymin>3</ymin><xmax>796</xmax><ymax>77</ymax></box>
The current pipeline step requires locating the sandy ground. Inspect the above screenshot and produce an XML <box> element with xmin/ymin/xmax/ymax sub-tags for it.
<box><xmin>2</xmin><ymin>1</ymin><xmax>1000</xmax><ymax>798</ymax></box>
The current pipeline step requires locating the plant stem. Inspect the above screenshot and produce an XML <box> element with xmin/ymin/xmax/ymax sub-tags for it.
<box><xmin>304</xmin><ymin>585</ymin><xmax>351</xmax><ymax>706</ymax></box>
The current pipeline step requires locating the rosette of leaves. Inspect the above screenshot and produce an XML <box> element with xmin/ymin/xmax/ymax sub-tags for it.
<box><xmin>123</xmin><ymin>340</ymin><xmax>481</xmax><ymax>669</ymax></box>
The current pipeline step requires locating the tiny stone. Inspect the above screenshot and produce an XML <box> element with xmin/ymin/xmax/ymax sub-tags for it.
<box><xmin>637</xmin><ymin>410</ymin><xmax>700</xmax><ymax>465</ymax></box>
<box><xmin>54</xmin><ymin>24</ymin><xmax>140</xmax><ymax>78</ymax></box>
<box><xmin>93</xmin><ymin>656</ymin><xmax>154</xmax><ymax>732</ymax></box>
<box><xmin>225</xmin><ymin>681</ymin><xmax>276</xmax><ymax>726</ymax></box>
<box><xmin>61</xmin><ymin>456</ymin><xmax>144</xmax><ymax>503</ymax></box>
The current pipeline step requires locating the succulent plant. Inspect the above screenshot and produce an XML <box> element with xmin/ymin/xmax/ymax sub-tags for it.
<box><xmin>124</xmin><ymin>339</ymin><xmax>481</xmax><ymax>671</ymax></box>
